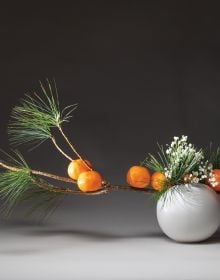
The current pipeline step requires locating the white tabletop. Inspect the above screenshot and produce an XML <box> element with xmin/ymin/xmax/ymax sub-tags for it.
<box><xmin>0</xmin><ymin>192</ymin><xmax>219</xmax><ymax>280</ymax></box>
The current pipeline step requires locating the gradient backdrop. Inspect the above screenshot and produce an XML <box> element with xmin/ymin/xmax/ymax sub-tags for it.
<box><xmin>1</xmin><ymin>2</ymin><xmax>220</xmax><ymax>280</ymax></box>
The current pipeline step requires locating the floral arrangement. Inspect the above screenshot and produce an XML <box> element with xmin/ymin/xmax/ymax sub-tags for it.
<box><xmin>142</xmin><ymin>136</ymin><xmax>220</xmax><ymax>199</ymax></box>
<box><xmin>0</xmin><ymin>80</ymin><xmax>220</xmax><ymax>218</ymax></box>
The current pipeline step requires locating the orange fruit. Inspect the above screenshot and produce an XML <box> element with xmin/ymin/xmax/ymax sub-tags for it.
<box><xmin>67</xmin><ymin>159</ymin><xmax>92</xmax><ymax>180</ymax></box>
<box><xmin>77</xmin><ymin>170</ymin><xmax>102</xmax><ymax>192</ymax></box>
<box><xmin>207</xmin><ymin>169</ymin><xmax>220</xmax><ymax>191</ymax></box>
<box><xmin>151</xmin><ymin>171</ymin><xmax>167</xmax><ymax>190</ymax></box>
<box><xmin>126</xmin><ymin>166</ymin><xmax>150</xmax><ymax>188</ymax></box>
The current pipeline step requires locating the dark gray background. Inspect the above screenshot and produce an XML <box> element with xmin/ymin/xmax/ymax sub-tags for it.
<box><xmin>1</xmin><ymin>1</ymin><xmax>220</xmax><ymax>181</ymax></box>
<box><xmin>1</xmin><ymin>2</ymin><xmax>220</xmax><ymax>279</ymax></box>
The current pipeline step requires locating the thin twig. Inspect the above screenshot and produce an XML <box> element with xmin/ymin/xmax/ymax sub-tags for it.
<box><xmin>33</xmin><ymin>178</ymin><xmax>109</xmax><ymax>195</ymax></box>
<box><xmin>58</xmin><ymin>126</ymin><xmax>92</xmax><ymax>170</ymax></box>
<box><xmin>33</xmin><ymin>179</ymin><xmax>155</xmax><ymax>195</ymax></box>
<box><xmin>0</xmin><ymin>161</ymin><xmax>76</xmax><ymax>184</ymax></box>
<box><xmin>51</xmin><ymin>137</ymin><xmax>73</xmax><ymax>161</ymax></box>
<box><xmin>107</xmin><ymin>184</ymin><xmax>155</xmax><ymax>193</ymax></box>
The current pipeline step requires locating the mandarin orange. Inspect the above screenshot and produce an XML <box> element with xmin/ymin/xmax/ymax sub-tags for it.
<box><xmin>67</xmin><ymin>159</ymin><xmax>92</xmax><ymax>180</ymax></box>
<box><xmin>151</xmin><ymin>171</ymin><xmax>167</xmax><ymax>190</ymax></box>
<box><xmin>77</xmin><ymin>170</ymin><xmax>102</xmax><ymax>192</ymax></box>
<box><xmin>126</xmin><ymin>166</ymin><xmax>150</xmax><ymax>188</ymax></box>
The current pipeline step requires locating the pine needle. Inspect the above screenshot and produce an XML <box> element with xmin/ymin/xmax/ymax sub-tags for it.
<box><xmin>8</xmin><ymin>79</ymin><xmax>77</xmax><ymax>148</ymax></box>
<box><xmin>207</xmin><ymin>146</ymin><xmax>220</xmax><ymax>169</ymax></box>
<box><xmin>21</xmin><ymin>179</ymin><xmax>64</xmax><ymax>220</ymax></box>
<box><xmin>0</xmin><ymin>150</ymin><xmax>64</xmax><ymax>218</ymax></box>
<box><xmin>0</xmin><ymin>167</ymin><xmax>32</xmax><ymax>217</ymax></box>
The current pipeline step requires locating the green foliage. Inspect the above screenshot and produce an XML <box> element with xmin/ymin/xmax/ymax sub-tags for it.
<box><xmin>0</xmin><ymin>169</ymin><xmax>32</xmax><ymax>216</ymax></box>
<box><xmin>20</xmin><ymin>178</ymin><xmax>64</xmax><ymax>220</ymax></box>
<box><xmin>151</xmin><ymin>182</ymin><xmax>170</xmax><ymax>201</ymax></box>
<box><xmin>207</xmin><ymin>147</ymin><xmax>220</xmax><ymax>169</ymax></box>
<box><xmin>142</xmin><ymin>144</ymin><xmax>168</xmax><ymax>173</ymax></box>
<box><xmin>8</xmin><ymin>79</ymin><xmax>77</xmax><ymax>148</ymax></box>
<box><xmin>1</xmin><ymin>80</ymin><xmax>78</xmax><ymax>218</ymax></box>
<box><xmin>0</xmin><ymin>150</ymin><xmax>63</xmax><ymax>218</ymax></box>
<box><xmin>0</xmin><ymin>149</ymin><xmax>30</xmax><ymax>169</ymax></box>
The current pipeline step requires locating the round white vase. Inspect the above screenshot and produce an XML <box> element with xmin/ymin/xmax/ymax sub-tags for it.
<box><xmin>157</xmin><ymin>183</ymin><xmax>220</xmax><ymax>242</ymax></box>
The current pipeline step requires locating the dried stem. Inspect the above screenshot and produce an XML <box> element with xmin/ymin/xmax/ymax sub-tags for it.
<box><xmin>51</xmin><ymin>137</ymin><xmax>73</xmax><ymax>161</ymax></box>
<box><xmin>58</xmin><ymin>126</ymin><xmax>92</xmax><ymax>170</ymax></box>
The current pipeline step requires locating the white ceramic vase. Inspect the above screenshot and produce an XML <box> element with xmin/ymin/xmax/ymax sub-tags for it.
<box><xmin>157</xmin><ymin>183</ymin><xmax>220</xmax><ymax>242</ymax></box>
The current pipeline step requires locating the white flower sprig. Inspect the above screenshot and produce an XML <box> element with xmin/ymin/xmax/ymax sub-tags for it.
<box><xmin>144</xmin><ymin>135</ymin><xmax>205</xmax><ymax>187</ymax></box>
<box><xmin>142</xmin><ymin>136</ymin><xmax>220</xmax><ymax>200</ymax></box>
<box><xmin>207</xmin><ymin>171</ymin><xmax>219</xmax><ymax>187</ymax></box>
<box><xmin>186</xmin><ymin>159</ymin><xmax>218</xmax><ymax>187</ymax></box>
<box><xmin>164</xmin><ymin>135</ymin><xmax>204</xmax><ymax>183</ymax></box>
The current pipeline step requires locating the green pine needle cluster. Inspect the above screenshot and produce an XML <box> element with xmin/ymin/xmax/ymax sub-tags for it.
<box><xmin>0</xmin><ymin>80</ymin><xmax>75</xmax><ymax>218</ymax></box>
<box><xmin>21</xmin><ymin>179</ymin><xmax>64</xmax><ymax>220</ymax></box>
<box><xmin>0</xmin><ymin>169</ymin><xmax>32</xmax><ymax>216</ymax></box>
<box><xmin>0</xmin><ymin>149</ymin><xmax>30</xmax><ymax>169</ymax></box>
<box><xmin>0</xmin><ymin>150</ymin><xmax>63</xmax><ymax>218</ymax></box>
<box><xmin>8</xmin><ymin>79</ymin><xmax>77</xmax><ymax>148</ymax></box>
<box><xmin>208</xmin><ymin>147</ymin><xmax>220</xmax><ymax>169</ymax></box>
<box><xmin>0</xmin><ymin>150</ymin><xmax>31</xmax><ymax>215</ymax></box>
<box><xmin>151</xmin><ymin>183</ymin><xmax>170</xmax><ymax>201</ymax></box>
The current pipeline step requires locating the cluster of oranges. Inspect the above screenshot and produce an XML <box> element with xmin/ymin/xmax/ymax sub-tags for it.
<box><xmin>126</xmin><ymin>166</ymin><xmax>167</xmax><ymax>190</ymax></box>
<box><xmin>67</xmin><ymin>159</ymin><xmax>220</xmax><ymax>193</ymax></box>
<box><xmin>67</xmin><ymin>159</ymin><xmax>103</xmax><ymax>192</ymax></box>
<box><xmin>126</xmin><ymin>166</ymin><xmax>220</xmax><ymax>192</ymax></box>
<box><xmin>67</xmin><ymin>159</ymin><xmax>167</xmax><ymax>192</ymax></box>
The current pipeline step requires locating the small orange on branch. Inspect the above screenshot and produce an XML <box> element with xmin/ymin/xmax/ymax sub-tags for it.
<box><xmin>77</xmin><ymin>170</ymin><xmax>103</xmax><ymax>192</ymax></box>
<box><xmin>151</xmin><ymin>171</ymin><xmax>167</xmax><ymax>190</ymax></box>
<box><xmin>68</xmin><ymin>159</ymin><xmax>92</xmax><ymax>180</ymax></box>
<box><xmin>126</xmin><ymin>166</ymin><xmax>150</xmax><ymax>188</ymax></box>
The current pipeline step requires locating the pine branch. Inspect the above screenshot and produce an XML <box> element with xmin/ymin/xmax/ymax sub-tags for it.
<box><xmin>7</xmin><ymin>79</ymin><xmax>93</xmax><ymax>168</ymax></box>
<box><xmin>0</xmin><ymin>161</ymin><xmax>76</xmax><ymax>184</ymax></box>
<box><xmin>0</xmin><ymin>160</ymin><xmax>154</xmax><ymax>195</ymax></box>
<box><xmin>0</xmin><ymin>151</ymin><xmax>97</xmax><ymax>218</ymax></box>
<box><xmin>8</xmin><ymin>79</ymin><xmax>77</xmax><ymax>151</ymax></box>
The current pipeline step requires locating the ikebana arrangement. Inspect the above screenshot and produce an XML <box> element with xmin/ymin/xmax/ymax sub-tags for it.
<box><xmin>0</xmin><ymin>80</ymin><xmax>220</xmax><ymax>242</ymax></box>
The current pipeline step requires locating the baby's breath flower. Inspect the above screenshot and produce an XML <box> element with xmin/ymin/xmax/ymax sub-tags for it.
<box><xmin>163</xmin><ymin>136</ymin><xmax>204</xmax><ymax>184</ymax></box>
<box><xmin>191</xmin><ymin>177</ymin><xmax>200</xmax><ymax>183</ymax></box>
<box><xmin>208</xmin><ymin>163</ymin><xmax>213</xmax><ymax>170</ymax></box>
<box><xmin>144</xmin><ymin>135</ymin><xmax>207</xmax><ymax>188</ymax></box>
